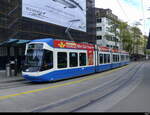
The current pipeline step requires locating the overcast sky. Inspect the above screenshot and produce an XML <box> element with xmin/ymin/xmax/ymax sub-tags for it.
<box><xmin>95</xmin><ymin>0</ymin><xmax>150</xmax><ymax>36</ymax></box>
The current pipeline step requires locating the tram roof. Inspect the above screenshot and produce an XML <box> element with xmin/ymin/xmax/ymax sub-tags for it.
<box><xmin>31</xmin><ymin>38</ymin><xmax>54</xmax><ymax>46</ymax></box>
<box><xmin>29</xmin><ymin>38</ymin><xmax>129</xmax><ymax>54</ymax></box>
<box><xmin>30</xmin><ymin>38</ymin><xmax>95</xmax><ymax>50</ymax></box>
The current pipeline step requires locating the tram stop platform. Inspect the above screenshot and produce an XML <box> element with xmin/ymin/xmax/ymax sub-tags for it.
<box><xmin>0</xmin><ymin>70</ymin><xmax>24</xmax><ymax>82</ymax></box>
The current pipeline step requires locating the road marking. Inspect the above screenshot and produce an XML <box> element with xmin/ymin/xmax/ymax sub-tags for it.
<box><xmin>0</xmin><ymin>65</ymin><xmax>130</xmax><ymax>100</ymax></box>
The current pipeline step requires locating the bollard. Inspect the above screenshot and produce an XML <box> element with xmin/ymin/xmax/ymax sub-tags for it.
<box><xmin>6</xmin><ymin>64</ymin><xmax>11</xmax><ymax>77</ymax></box>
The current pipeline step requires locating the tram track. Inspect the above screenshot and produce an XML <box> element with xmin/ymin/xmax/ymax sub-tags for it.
<box><xmin>0</xmin><ymin>62</ymin><xmax>136</xmax><ymax>90</ymax></box>
<box><xmin>72</xmin><ymin>62</ymin><xmax>144</xmax><ymax>112</ymax></box>
<box><xmin>32</xmin><ymin>62</ymin><xmax>143</xmax><ymax>112</ymax></box>
<box><xmin>0</xmin><ymin>62</ymin><xmax>143</xmax><ymax>112</ymax></box>
<box><xmin>0</xmin><ymin>62</ymin><xmax>137</xmax><ymax>89</ymax></box>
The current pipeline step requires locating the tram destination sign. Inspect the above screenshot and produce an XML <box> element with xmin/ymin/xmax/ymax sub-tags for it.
<box><xmin>28</xmin><ymin>44</ymin><xmax>43</xmax><ymax>49</ymax></box>
<box><xmin>22</xmin><ymin>0</ymin><xmax>87</xmax><ymax>32</ymax></box>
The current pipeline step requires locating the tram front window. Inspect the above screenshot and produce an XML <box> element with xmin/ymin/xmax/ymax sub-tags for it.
<box><xmin>23</xmin><ymin>49</ymin><xmax>53</xmax><ymax>72</ymax></box>
<box><xmin>23</xmin><ymin>49</ymin><xmax>44</xmax><ymax>72</ymax></box>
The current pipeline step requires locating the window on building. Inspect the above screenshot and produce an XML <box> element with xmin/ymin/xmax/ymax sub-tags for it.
<box><xmin>10</xmin><ymin>47</ymin><xmax>15</xmax><ymax>56</ymax></box>
<box><xmin>79</xmin><ymin>53</ymin><xmax>87</xmax><ymax>66</ymax></box>
<box><xmin>97</xmin><ymin>36</ymin><xmax>102</xmax><ymax>40</ymax></box>
<box><xmin>113</xmin><ymin>46</ymin><xmax>118</xmax><ymax>49</ymax></box>
<box><xmin>96</xmin><ymin>13</ymin><xmax>99</xmax><ymax>17</ymax></box>
<box><xmin>96</xmin><ymin>27</ymin><xmax>102</xmax><ymax>31</ymax></box>
<box><xmin>96</xmin><ymin>18</ymin><xmax>102</xmax><ymax>23</ymax></box>
<box><xmin>0</xmin><ymin>47</ymin><xmax>7</xmax><ymax>56</ymax></box>
<box><xmin>114</xmin><ymin>46</ymin><xmax>118</xmax><ymax>49</ymax></box>
<box><xmin>69</xmin><ymin>52</ymin><xmax>78</xmax><ymax>67</ymax></box>
<box><xmin>58</xmin><ymin>52</ymin><xmax>67</xmax><ymax>68</ymax></box>
<box><xmin>106</xmin><ymin>27</ymin><xmax>110</xmax><ymax>32</ymax></box>
<box><xmin>106</xmin><ymin>45</ymin><xmax>110</xmax><ymax>48</ymax></box>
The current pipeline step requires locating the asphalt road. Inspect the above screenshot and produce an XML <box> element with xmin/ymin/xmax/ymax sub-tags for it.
<box><xmin>0</xmin><ymin>62</ymin><xmax>146</xmax><ymax>112</ymax></box>
<box><xmin>108</xmin><ymin>61</ymin><xmax>150</xmax><ymax>112</ymax></box>
<box><xmin>77</xmin><ymin>61</ymin><xmax>150</xmax><ymax>112</ymax></box>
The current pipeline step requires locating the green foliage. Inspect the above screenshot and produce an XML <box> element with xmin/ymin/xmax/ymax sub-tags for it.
<box><xmin>103</xmin><ymin>19</ymin><xmax>147</xmax><ymax>55</ymax></box>
<box><xmin>117</xmin><ymin>21</ymin><xmax>133</xmax><ymax>53</ymax></box>
<box><xmin>116</xmin><ymin>21</ymin><xmax>146</xmax><ymax>55</ymax></box>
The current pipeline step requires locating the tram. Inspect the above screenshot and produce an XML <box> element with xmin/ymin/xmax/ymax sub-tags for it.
<box><xmin>22</xmin><ymin>38</ymin><xmax>130</xmax><ymax>82</ymax></box>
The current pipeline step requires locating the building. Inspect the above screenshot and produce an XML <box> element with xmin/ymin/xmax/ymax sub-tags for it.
<box><xmin>129</xmin><ymin>26</ymin><xmax>148</xmax><ymax>60</ymax></box>
<box><xmin>95</xmin><ymin>8</ymin><xmax>120</xmax><ymax>49</ymax></box>
<box><xmin>0</xmin><ymin>0</ymin><xmax>96</xmax><ymax>70</ymax></box>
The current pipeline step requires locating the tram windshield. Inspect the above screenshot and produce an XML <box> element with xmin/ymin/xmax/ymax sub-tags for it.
<box><xmin>23</xmin><ymin>45</ymin><xmax>53</xmax><ymax>72</ymax></box>
<box><xmin>23</xmin><ymin>49</ymin><xmax>44</xmax><ymax>72</ymax></box>
<box><xmin>26</xmin><ymin>49</ymin><xmax>43</xmax><ymax>67</ymax></box>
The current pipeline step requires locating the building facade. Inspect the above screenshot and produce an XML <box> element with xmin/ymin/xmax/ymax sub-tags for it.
<box><xmin>95</xmin><ymin>8</ymin><xmax>120</xmax><ymax>49</ymax></box>
<box><xmin>0</xmin><ymin>0</ymin><xmax>96</xmax><ymax>70</ymax></box>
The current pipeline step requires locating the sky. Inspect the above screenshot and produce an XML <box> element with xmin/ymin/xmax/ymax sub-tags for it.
<box><xmin>95</xmin><ymin>0</ymin><xmax>150</xmax><ymax>36</ymax></box>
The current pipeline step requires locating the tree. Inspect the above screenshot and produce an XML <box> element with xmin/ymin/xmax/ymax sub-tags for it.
<box><xmin>117</xmin><ymin>21</ymin><xmax>133</xmax><ymax>54</ymax></box>
<box><xmin>131</xmin><ymin>27</ymin><xmax>142</xmax><ymax>55</ymax></box>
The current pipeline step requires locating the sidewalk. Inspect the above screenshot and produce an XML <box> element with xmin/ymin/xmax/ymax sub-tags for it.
<box><xmin>0</xmin><ymin>70</ymin><xmax>25</xmax><ymax>82</ymax></box>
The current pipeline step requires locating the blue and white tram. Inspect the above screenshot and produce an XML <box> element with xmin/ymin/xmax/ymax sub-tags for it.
<box><xmin>96</xmin><ymin>46</ymin><xmax>112</xmax><ymax>72</ymax></box>
<box><xmin>111</xmin><ymin>49</ymin><xmax>122</xmax><ymax>68</ymax></box>
<box><xmin>22</xmin><ymin>38</ymin><xmax>130</xmax><ymax>82</ymax></box>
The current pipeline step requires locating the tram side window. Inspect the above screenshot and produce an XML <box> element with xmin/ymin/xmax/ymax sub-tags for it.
<box><xmin>42</xmin><ymin>50</ymin><xmax>53</xmax><ymax>70</ymax></box>
<box><xmin>126</xmin><ymin>55</ymin><xmax>129</xmax><ymax>61</ymax></box>
<box><xmin>99</xmin><ymin>54</ymin><xmax>103</xmax><ymax>64</ymax></box>
<box><xmin>107</xmin><ymin>54</ymin><xmax>110</xmax><ymax>63</ymax></box>
<box><xmin>58</xmin><ymin>52</ymin><xmax>67</xmax><ymax>68</ymax></box>
<box><xmin>117</xmin><ymin>55</ymin><xmax>119</xmax><ymax>62</ymax></box>
<box><xmin>121</xmin><ymin>55</ymin><xmax>124</xmax><ymax>61</ymax></box>
<box><xmin>104</xmin><ymin>54</ymin><xmax>107</xmax><ymax>63</ymax></box>
<box><xmin>123</xmin><ymin>55</ymin><xmax>125</xmax><ymax>61</ymax></box>
<box><xmin>113</xmin><ymin>55</ymin><xmax>118</xmax><ymax>62</ymax></box>
<box><xmin>113</xmin><ymin>55</ymin><xmax>116</xmax><ymax>62</ymax></box>
<box><xmin>79</xmin><ymin>53</ymin><xmax>87</xmax><ymax>66</ymax></box>
<box><xmin>124</xmin><ymin>55</ymin><xmax>126</xmax><ymax>61</ymax></box>
<box><xmin>127</xmin><ymin>55</ymin><xmax>130</xmax><ymax>61</ymax></box>
<box><xmin>69</xmin><ymin>52</ymin><xmax>78</xmax><ymax>67</ymax></box>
